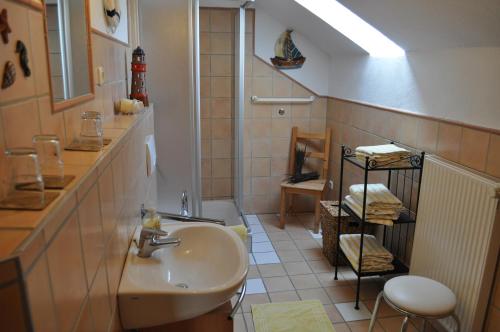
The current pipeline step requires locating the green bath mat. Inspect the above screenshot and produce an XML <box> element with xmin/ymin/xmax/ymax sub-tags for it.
<box><xmin>252</xmin><ymin>300</ymin><xmax>335</xmax><ymax>332</ymax></box>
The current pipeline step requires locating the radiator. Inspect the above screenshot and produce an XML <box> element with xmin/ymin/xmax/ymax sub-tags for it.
<box><xmin>410</xmin><ymin>156</ymin><xmax>500</xmax><ymax>332</ymax></box>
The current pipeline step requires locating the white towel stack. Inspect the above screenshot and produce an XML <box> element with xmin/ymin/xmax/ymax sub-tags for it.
<box><xmin>355</xmin><ymin>144</ymin><xmax>411</xmax><ymax>167</ymax></box>
<box><xmin>344</xmin><ymin>183</ymin><xmax>403</xmax><ymax>226</ymax></box>
<box><xmin>340</xmin><ymin>234</ymin><xmax>394</xmax><ymax>273</ymax></box>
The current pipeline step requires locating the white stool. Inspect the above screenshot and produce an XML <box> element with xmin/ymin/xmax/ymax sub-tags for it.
<box><xmin>368</xmin><ymin>276</ymin><xmax>460</xmax><ymax>332</ymax></box>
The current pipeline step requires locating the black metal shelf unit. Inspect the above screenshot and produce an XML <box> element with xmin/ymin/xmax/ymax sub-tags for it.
<box><xmin>334</xmin><ymin>144</ymin><xmax>425</xmax><ymax>309</ymax></box>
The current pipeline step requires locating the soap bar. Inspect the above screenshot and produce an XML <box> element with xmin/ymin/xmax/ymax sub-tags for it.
<box><xmin>119</xmin><ymin>98</ymin><xmax>145</xmax><ymax>114</ymax></box>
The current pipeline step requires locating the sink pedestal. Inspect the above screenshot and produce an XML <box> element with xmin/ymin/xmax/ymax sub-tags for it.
<box><xmin>138</xmin><ymin>301</ymin><xmax>233</xmax><ymax>332</ymax></box>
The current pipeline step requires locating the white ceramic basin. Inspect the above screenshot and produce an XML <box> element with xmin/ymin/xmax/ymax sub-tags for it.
<box><xmin>118</xmin><ymin>222</ymin><xmax>248</xmax><ymax>329</ymax></box>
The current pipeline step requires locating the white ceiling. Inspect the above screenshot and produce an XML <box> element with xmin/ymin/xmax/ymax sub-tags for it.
<box><xmin>254</xmin><ymin>0</ymin><xmax>500</xmax><ymax>56</ymax></box>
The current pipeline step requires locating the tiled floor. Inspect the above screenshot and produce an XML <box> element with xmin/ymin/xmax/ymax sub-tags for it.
<box><xmin>232</xmin><ymin>213</ymin><xmax>428</xmax><ymax>332</ymax></box>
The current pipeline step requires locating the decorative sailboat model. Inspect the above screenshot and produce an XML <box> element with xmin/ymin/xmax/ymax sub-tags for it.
<box><xmin>270</xmin><ymin>29</ymin><xmax>306</xmax><ymax>69</ymax></box>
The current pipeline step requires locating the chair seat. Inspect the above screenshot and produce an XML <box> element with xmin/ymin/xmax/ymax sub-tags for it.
<box><xmin>281</xmin><ymin>179</ymin><xmax>326</xmax><ymax>192</ymax></box>
<box><xmin>384</xmin><ymin>276</ymin><xmax>457</xmax><ymax>317</ymax></box>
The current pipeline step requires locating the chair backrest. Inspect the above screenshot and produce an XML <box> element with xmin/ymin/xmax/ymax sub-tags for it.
<box><xmin>288</xmin><ymin>126</ymin><xmax>332</xmax><ymax>179</ymax></box>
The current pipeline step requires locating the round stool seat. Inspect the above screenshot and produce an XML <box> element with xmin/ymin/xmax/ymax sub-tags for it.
<box><xmin>384</xmin><ymin>276</ymin><xmax>457</xmax><ymax>317</ymax></box>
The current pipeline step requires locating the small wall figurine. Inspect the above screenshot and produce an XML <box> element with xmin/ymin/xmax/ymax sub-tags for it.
<box><xmin>130</xmin><ymin>47</ymin><xmax>149</xmax><ymax>106</ymax></box>
<box><xmin>0</xmin><ymin>8</ymin><xmax>11</xmax><ymax>44</ymax></box>
<box><xmin>270</xmin><ymin>29</ymin><xmax>306</xmax><ymax>69</ymax></box>
<box><xmin>16</xmin><ymin>41</ymin><xmax>31</xmax><ymax>77</ymax></box>
<box><xmin>2</xmin><ymin>61</ymin><xmax>16</xmax><ymax>89</ymax></box>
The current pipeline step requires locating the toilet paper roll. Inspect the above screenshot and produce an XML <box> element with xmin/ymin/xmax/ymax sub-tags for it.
<box><xmin>145</xmin><ymin>135</ymin><xmax>156</xmax><ymax>177</ymax></box>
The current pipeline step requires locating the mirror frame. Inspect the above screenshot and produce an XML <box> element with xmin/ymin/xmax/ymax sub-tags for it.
<box><xmin>43</xmin><ymin>0</ymin><xmax>95</xmax><ymax>113</ymax></box>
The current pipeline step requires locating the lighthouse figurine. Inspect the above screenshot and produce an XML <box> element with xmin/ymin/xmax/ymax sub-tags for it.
<box><xmin>130</xmin><ymin>46</ymin><xmax>149</xmax><ymax>106</ymax></box>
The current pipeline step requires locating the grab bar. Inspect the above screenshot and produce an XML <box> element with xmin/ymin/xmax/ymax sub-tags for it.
<box><xmin>251</xmin><ymin>96</ymin><xmax>315</xmax><ymax>104</ymax></box>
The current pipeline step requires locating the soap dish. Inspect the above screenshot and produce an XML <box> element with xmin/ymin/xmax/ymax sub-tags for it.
<box><xmin>64</xmin><ymin>138</ymin><xmax>112</xmax><ymax>152</ymax></box>
<box><xmin>0</xmin><ymin>191</ymin><xmax>59</xmax><ymax>211</ymax></box>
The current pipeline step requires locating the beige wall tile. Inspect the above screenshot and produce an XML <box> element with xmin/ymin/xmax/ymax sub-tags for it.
<box><xmin>210</xmin><ymin>55</ymin><xmax>233</xmax><ymax>76</ymax></box>
<box><xmin>74</xmin><ymin>298</ymin><xmax>95</xmax><ymax>332</ymax></box>
<box><xmin>271</xmin><ymin>157</ymin><xmax>289</xmax><ymax>176</ymax></box>
<box><xmin>211</xmin><ymin>98</ymin><xmax>232</xmax><ymax>118</ymax></box>
<box><xmin>89</xmin><ymin>259</ymin><xmax>112</xmax><ymax>332</ymax></box>
<box><xmin>47</xmin><ymin>212</ymin><xmax>87</xmax><ymax>332</ymax></box>
<box><xmin>38</xmin><ymin>96</ymin><xmax>66</xmax><ymax>144</ymax></box>
<box><xmin>252</xmin><ymin>139</ymin><xmax>271</xmax><ymax>157</ymax></box>
<box><xmin>210</xmin><ymin>9</ymin><xmax>233</xmax><ymax>33</ymax></box>
<box><xmin>199</xmin><ymin>9</ymin><xmax>210</xmax><ymax>32</ymax></box>
<box><xmin>252</xmin><ymin>158</ymin><xmax>271</xmax><ymax>177</ymax></box>
<box><xmin>486</xmin><ymin>134</ymin><xmax>500</xmax><ymax>178</ymax></box>
<box><xmin>252</xmin><ymin>77</ymin><xmax>273</xmax><ymax>97</ymax></box>
<box><xmin>200</xmin><ymin>32</ymin><xmax>211</xmax><ymax>54</ymax></box>
<box><xmin>436</xmin><ymin>123</ymin><xmax>463</xmax><ymax>162</ymax></box>
<box><xmin>210</xmin><ymin>33</ymin><xmax>233</xmax><ymax>54</ymax></box>
<box><xmin>25</xmin><ymin>253</ymin><xmax>57</xmax><ymax>332</ymax></box>
<box><xmin>311</xmin><ymin>98</ymin><xmax>327</xmax><ymax>119</ymax></box>
<box><xmin>397</xmin><ymin>116</ymin><xmax>418</xmax><ymax>147</ymax></box>
<box><xmin>200</xmin><ymin>54</ymin><xmax>210</xmax><ymax>77</ymax></box>
<box><xmin>251</xmin><ymin>119</ymin><xmax>271</xmax><ymax>138</ymax></box>
<box><xmin>211</xmin><ymin>118</ymin><xmax>232</xmax><ymax>139</ymax></box>
<box><xmin>252</xmin><ymin>177</ymin><xmax>271</xmax><ymax>195</ymax></box>
<box><xmin>253</xmin><ymin>105</ymin><xmax>272</xmax><ymax>118</ymax></box>
<box><xmin>201</xmin><ymin>158</ymin><xmax>211</xmax><ymax>178</ymax></box>
<box><xmin>200</xmin><ymin>77</ymin><xmax>211</xmax><ymax>98</ymax></box>
<box><xmin>212</xmin><ymin>178</ymin><xmax>232</xmax><ymax>197</ymax></box>
<box><xmin>253</xmin><ymin>57</ymin><xmax>274</xmax><ymax>77</ymax></box>
<box><xmin>1</xmin><ymin>99</ymin><xmax>41</xmax><ymax>148</ymax></box>
<box><xmin>273</xmin><ymin>76</ymin><xmax>292</xmax><ymax>97</ymax></box>
<box><xmin>28</xmin><ymin>10</ymin><xmax>50</xmax><ymax>95</ymax></box>
<box><xmin>211</xmin><ymin>77</ymin><xmax>232</xmax><ymax>98</ymax></box>
<box><xmin>272</xmin><ymin>118</ymin><xmax>292</xmax><ymax>138</ymax></box>
<box><xmin>416</xmin><ymin>118</ymin><xmax>438</xmax><ymax>153</ymax></box>
<box><xmin>201</xmin><ymin>118</ymin><xmax>211</xmax><ymax>139</ymax></box>
<box><xmin>200</xmin><ymin>98</ymin><xmax>210</xmax><ymax>118</ymax></box>
<box><xmin>78</xmin><ymin>184</ymin><xmax>104</xmax><ymax>285</ymax></box>
<box><xmin>212</xmin><ymin>158</ymin><xmax>232</xmax><ymax>178</ymax></box>
<box><xmin>98</xmin><ymin>163</ymin><xmax>116</xmax><ymax>244</ymax></box>
<box><xmin>459</xmin><ymin>128</ymin><xmax>490</xmax><ymax>171</ymax></box>
<box><xmin>291</xmin><ymin>104</ymin><xmax>311</xmax><ymax>118</ymax></box>
<box><xmin>211</xmin><ymin>139</ymin><xmax>232</xmax><ymax>158</ymax></box>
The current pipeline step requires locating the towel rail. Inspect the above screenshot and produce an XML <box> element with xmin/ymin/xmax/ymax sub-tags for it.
<box><xmin>251</xmin><ymin>96</ymin><xmax>315</xmax><ymax>104</ymax></box>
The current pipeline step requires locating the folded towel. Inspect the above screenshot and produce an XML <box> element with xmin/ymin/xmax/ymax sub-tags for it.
<box><xmin>355</xmin><ymin>144</ymin><xmax>409</xmax><ymax>156</ymax></box>
<box><xmin>344</xmin><ymin>196</ymin><xmax>395</xmax><ymax>226</ymax></box>
<box><xmin>355</xmin><ymin>144</ymin><xmax>411</xmax><ymax>167</ymax></box>
<box><xmin>340</xmin><ymin>234</ymin><xmax>394</xmax><ymax>273</ymax></box>
<box><xmin>349</xmin><ymin>183</ymin><xmax>402</xmax><ymax>208</ymax></box>
<box><xmin>229</xmin><ymin>225</ymin><xmax>248</xmax><ymax>242</ymax></box>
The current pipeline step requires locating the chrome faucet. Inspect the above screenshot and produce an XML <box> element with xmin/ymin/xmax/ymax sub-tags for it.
<box><xmin>137</xmin><ymin>227</ymin><xmax>181</xmax><ymax>258</ymax></box>
<box><xmin>180</xmin><ymin>190</ymin><xmax>189</xmax><ymax>217</ymax></box>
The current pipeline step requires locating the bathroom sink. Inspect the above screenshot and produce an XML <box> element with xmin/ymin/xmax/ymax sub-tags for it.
<box><xmin>118</xmin><ymin>222</ymin><xmax>248</xmax><ymax>329</ymax></box>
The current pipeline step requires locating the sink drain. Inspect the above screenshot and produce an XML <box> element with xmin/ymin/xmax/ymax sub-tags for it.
<box><xmin>175</xmin><ymin>283</ymin><xmax>189</xmax><ymax>289</ymax></box>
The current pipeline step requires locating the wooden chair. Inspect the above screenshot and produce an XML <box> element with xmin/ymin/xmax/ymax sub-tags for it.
<box><xmin>280</xmin><ymin>126</ymin><xmax>332</xmax><ymax>233</ymax></box>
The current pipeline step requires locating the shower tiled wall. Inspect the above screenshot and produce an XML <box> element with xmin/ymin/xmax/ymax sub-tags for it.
<box><xmin>200</xmin><ymin>8</ymin><xmax>237</xmax><ymax>200</ymax></box>
<box><xmin>241</xmin><ymin>12</ymin><xmax>328</xmax><ymax>214</ymax></box>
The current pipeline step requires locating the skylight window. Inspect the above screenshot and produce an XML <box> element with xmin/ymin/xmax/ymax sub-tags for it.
<box><xmin>294</xmin><ymin>0</ymin><xmax>405</xmax><ymax>57</ymax></box>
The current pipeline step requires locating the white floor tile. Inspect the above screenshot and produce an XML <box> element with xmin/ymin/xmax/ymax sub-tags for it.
<box><xmin>252</xmin><ymin>242</ymin><xmax>275</xmax><ymax>253</ymax></box>
<box><xmin>252</xmin><ymin>232</ymin><xmax>270</xmax><ymax>243</ymax></box>
<box><xmin>249</xmin><ymin>253</ymin><xmax>255</xmax><ymax>265</ymax></box>
<box><xmin>246</xmin><ymin>278</ymin><xmax>267</xmax><ymax>294</ymax></box>
<box><xmin>253</xmin><ymin>252</ymin><xmax>281</xmax><ymax>264</ymax></box>
<box><xmin>308</xmin><ymin>229</ymin><xmax>323</xmax><ymax>239</ymax></box>
<box><xmin>335</xmin><ymin>302</ymin><xmax>372</xmax><ymax>321</ymax></box>
<box><xmin>251</xmin><ymin>224</ymin><xmax>265</xmax><ymax>234</ymax></box>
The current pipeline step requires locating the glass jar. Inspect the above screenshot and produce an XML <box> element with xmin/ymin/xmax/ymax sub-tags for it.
<box><xmin>32</xmin><ymin>134</ymin><xmax>64</xmax><ymax>184</ymax></box>
<box><xmin>80</xmin><ymin>111</ymin><xmax>103</xmax><ymax>147</ymax></box>
<box><xmin>4</xmin><ymin>148</ymin><xmax>45</xmax><ymax>206</ymax></box>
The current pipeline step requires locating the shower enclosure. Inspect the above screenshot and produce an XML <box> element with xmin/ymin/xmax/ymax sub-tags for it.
<box><xmin>196</xmin><ymin>2</ymin><xmax>252</xmax><ymax>227</ymax></box>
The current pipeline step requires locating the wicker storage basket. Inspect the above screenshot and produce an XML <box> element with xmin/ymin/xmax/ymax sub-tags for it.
<box><xmin>320</xmin><ymin>201</ymin><xmax>362</xmax><ymax>266</ymax></box>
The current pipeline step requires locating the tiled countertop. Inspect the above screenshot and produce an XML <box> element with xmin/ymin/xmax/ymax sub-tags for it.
<box><xmin>0</xmin><ymin>107</ymin><xmax>152</xmax><ymax>261</ymax></box>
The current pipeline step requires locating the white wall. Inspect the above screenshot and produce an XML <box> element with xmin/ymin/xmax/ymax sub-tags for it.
<box><xmin>140</xmin><ymin>0</ymin><xmax>197</xmax><ymax>213</ymax></box>
<box><xmin>254</xmin><ymin>10</ymin><xmax>330</xmax><ymax>96</ymax></box>
<box><xmin>329</xmin><ymin>47</ymin><xmax>500</xmax><ymax>130</ymax></box>
<box><xmin>90</xmin><ymin>0</ymin><xmax>129</xmax><ymax>43</ymax></box>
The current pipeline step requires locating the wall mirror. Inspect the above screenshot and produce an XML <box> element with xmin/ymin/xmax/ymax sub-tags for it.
<box><xmin>44</xmin><ymin>0</ymin><xmax>94</xmax><ymax>112</ymax></box>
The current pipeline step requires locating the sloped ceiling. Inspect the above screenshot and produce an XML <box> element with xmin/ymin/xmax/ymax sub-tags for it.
<box><xmin>255</xmin><ymin>0</ymin><xmax>500</xmax><ymax>55</ymax></box>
